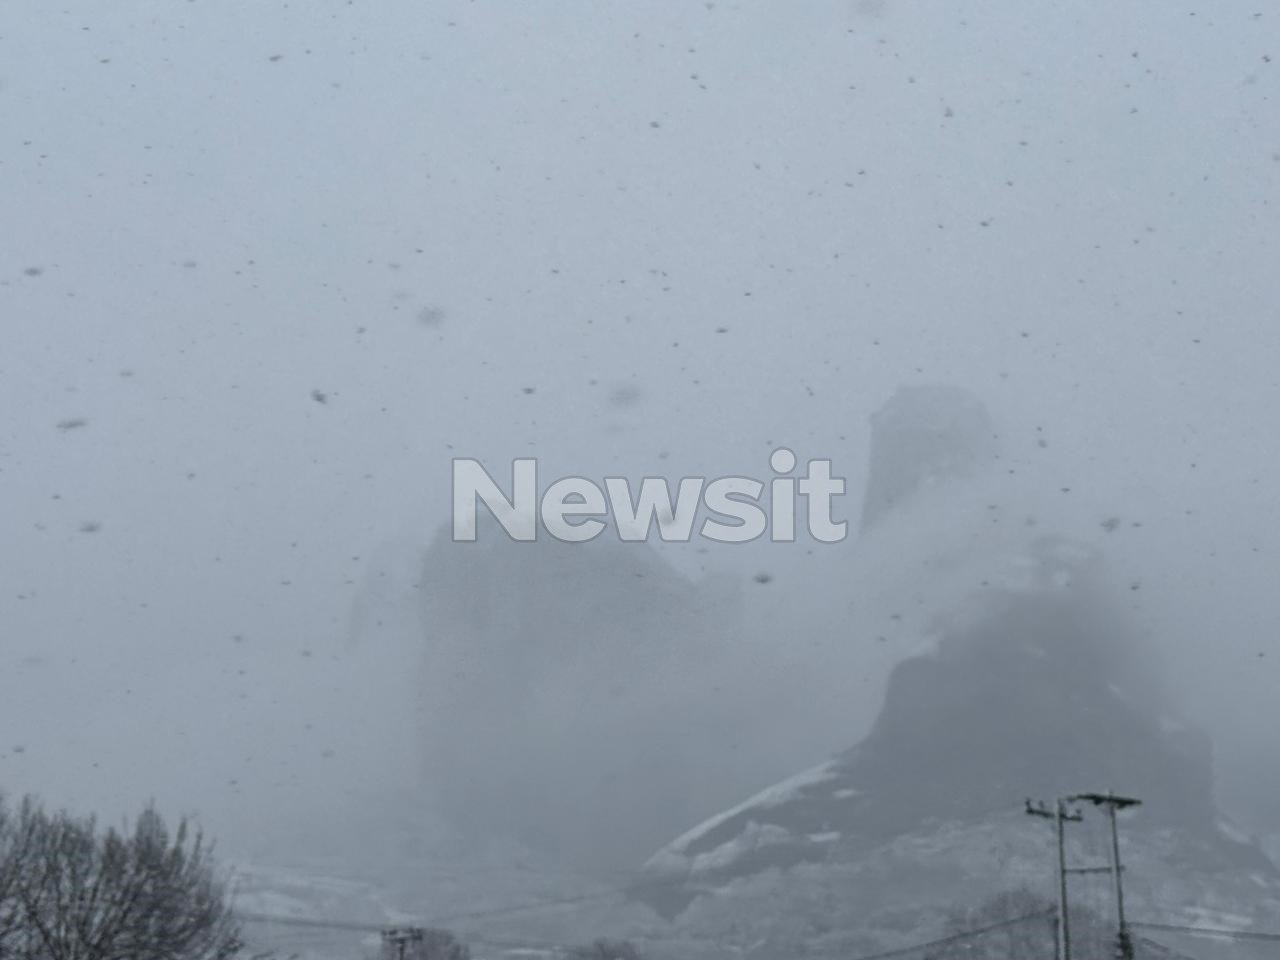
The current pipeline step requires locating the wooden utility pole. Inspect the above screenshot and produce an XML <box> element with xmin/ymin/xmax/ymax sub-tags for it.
<box><xmin>382</xmin><ymin>927</ymin><xmax>424</xmax><ymax>960</ymax></box>
<box><xmin>1071</xmin><ymin>791</ymin><xmax>1142</xmax><ymax>960</ymax></box>
<box><xmin>1027</xmin><ymin>798</ymin><xmax>1084</xmax><ymax>960</ymax></box>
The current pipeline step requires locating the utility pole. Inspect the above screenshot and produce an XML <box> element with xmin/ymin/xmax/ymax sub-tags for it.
<box><xmin>1027</xmin><ymin>798</ymin><xmax>1084</xmax><ymax>960</ymax></box>
<box><xmin>382</xmin><ymin>927</ymin><xmax>424</xmax><ymax>960</ymax></box>
<box><xmin>1071</xmin><ymin>791</ymin><xmax>1142</xmax><ymax>960</ymax></box>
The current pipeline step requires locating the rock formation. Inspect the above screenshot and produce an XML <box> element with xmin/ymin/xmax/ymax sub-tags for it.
<box><xmin>636</xmin><ymin>388</ymin><xmax>1280</xmax><ymax>958</ymax></box>
<box><xmin>415</xmin><ymin>525</ymin><xmax>772</xmax><ymax>873</ymax></box>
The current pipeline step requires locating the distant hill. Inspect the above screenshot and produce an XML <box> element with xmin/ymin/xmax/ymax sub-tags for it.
<box><xmin>414</xmin><ymin>523</ymin><xmax>801</xmax><ymax>873</ymax></box>
<box><xmin>635</xmin><ymin>388</ymin><xmax>1280</xmax><ymax>957</ymax></box>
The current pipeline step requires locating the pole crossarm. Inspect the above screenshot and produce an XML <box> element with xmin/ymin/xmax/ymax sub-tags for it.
<box><xmin>1069</xmin><ymin>791</ymin><xmax>1142</xmax><ymax>810</ymax></box>
<box><xmin>1026</xmin><ymin>799</ymin><xmax>1083</xmax><ymax>821</ymax></box>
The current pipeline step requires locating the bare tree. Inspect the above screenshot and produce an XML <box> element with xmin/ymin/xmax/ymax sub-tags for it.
<box><xmin>0</xmin><ymin>794</ymin><xmax>242</xmax><ymax>960</ymax></box>
<box><xmin>0</xmin><ymin>797</ymin><xmax>29</xmax><ymax>954</ymax></box>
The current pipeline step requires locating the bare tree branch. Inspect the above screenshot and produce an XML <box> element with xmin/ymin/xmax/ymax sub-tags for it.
<box><xmin>0</xmin><ymin>796</ymin><xmax>241</xmax><ymax>960</ymax></box>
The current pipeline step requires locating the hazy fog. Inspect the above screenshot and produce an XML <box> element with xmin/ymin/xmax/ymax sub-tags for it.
<box><xmin>2</xmin><ymin>0</ymin><xmax>1278</xmax><ymax>867</ymax></box>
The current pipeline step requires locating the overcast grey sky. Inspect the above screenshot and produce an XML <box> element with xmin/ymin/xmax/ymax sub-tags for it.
<box><xmin>2</xmin><ymin>0</ymin><xmax>1278</xmax><ymax>850</ymax></box>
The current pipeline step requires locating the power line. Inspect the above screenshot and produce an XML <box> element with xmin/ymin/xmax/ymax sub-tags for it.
<box><xmin>235</xmin><ymin>863</ymin><xmax>693</xmax><ymax>935</ymax></box>
<box><xmin>1129</xmin><ymin>921</ymin><xmax>1280</xmax><ymax>943</ymax></box>
<box><xmin>238</xmin><ymin>911</ymin><xmax>386</xmax><ymax>934</ymax></box>
<box><xmin>239</xmin><ymin>905</ymin><xmax>1061</xmax><ymax>959</ymax></box>
<box><xmin>237</xmin><ymin>904</ymin><xmax>1280</xmax><ymax>958</ymax></box>
<box><xmin>236</xmin><ymin>872</ymin><xmax>1280</xmax><ymax>959</ymax></box>
<box><xmin>235</xmin><ymin>881</ymin><xmax>643</xmax><ymax>943</ymax></box>
<box><xmin>236</xmin><ymin>881</ymin><xmax>635</xmax><ymax>934</ymax></box>
<box><xmin>430</xmin><ymin>887</ymin><xmax>633</xmax><ymax>925</ymax></box>
<box><xmin>846</xmin><ymin>909</ymin><xmax>1056</xmax><ymax>960</ymax></box>
<box><xmin>236</xmin><ymin>912</ymin><xmax>566</xmax><ymax>952</ymax></box>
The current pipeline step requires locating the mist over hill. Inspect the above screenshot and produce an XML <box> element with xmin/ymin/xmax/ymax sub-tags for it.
<box><xmin>299</xmin><ymin>384</ymin><xmax>1280</xmax><ymax>959</ymax></box>
<box><xmin>3</xmin><ymin>0</ymin><xmax>1279</xmax><ymax>956</ymax></box>
<box><xmin>631</xmin><ymin>388</ymin><xmax>1280</xmax><ymax>956</ymax></box>
<box><xmin>415</xmin><ymin>524</ymin><xmax>798</xmax><ymax>872</ymax></box>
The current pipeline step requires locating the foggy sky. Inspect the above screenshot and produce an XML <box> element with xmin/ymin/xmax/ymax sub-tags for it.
<box><xmin>2</xmin><ymin>0</ymin><xmax>1278</xmax><ymax>854</ymax></box>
